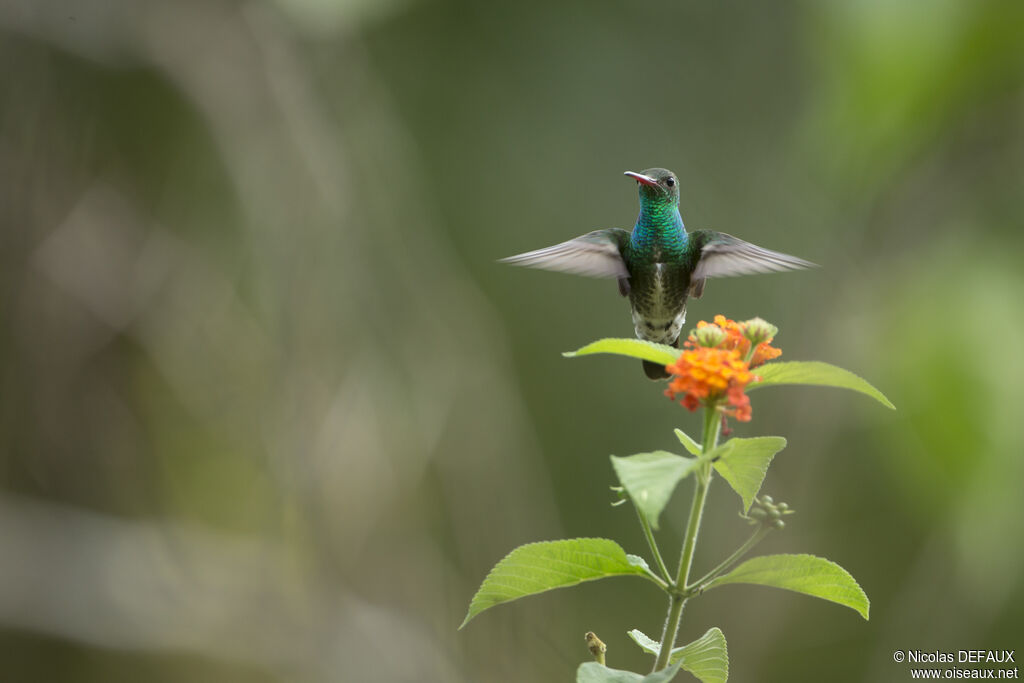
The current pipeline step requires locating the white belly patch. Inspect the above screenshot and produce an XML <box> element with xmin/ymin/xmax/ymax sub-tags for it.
<box><xmin>633</xmin><ymin>308</ymin><xmax>687</xmax><ymax>344</ymax></box>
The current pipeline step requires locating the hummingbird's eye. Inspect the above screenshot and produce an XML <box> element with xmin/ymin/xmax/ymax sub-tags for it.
<box><xmin>666</xmin><ymin>177</ymin><xmax>676</xmax><ymax>187</ymax></box>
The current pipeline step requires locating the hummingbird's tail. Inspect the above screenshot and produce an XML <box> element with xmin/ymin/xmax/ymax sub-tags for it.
<box><xmin>642</xmin><ymin>360</ymin><xmax>670</xmax><ymax>380</ymax></box>
<box><xmin>641</xmin><ymin>333</ymin><xmax>681</xmax><ymax>380</ymax></box>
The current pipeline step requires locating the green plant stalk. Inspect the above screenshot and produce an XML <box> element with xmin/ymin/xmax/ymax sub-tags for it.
<box><xmin>636</xmin><ymin>508</ymin><xmax>673</xmax><ymax>584</ymax></box>
<box><xmin>700</xmin><ymin>400</ymin><xmax>722</xmax><ymax>455</ymax></box>
<box><xmin>641</xmin><ymin>569</ymin><xmax>670</xmax><ymax>591</ymax></box>
<box><xmin>743</xmin><ymin>344</ymin><xmax>757</xmax><ymax>365</ymax></box>
<box><xmin>652</xmin><ymin>404</ymin><xmax>722</xmax><ymax>672</ymax></box>
<box><xmin>686</xmin><ymin>526</ymin><xmax>770</xmax><ymax>593</ymax></box>
<box><xmin>653</xmin><ymin>592</ymin><xmax>686</xmax><ymax>671</ymax></box>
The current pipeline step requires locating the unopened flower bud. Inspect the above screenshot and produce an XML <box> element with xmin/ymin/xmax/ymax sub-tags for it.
<box><xmin>772</xmin><ymin>519</ymin><xmax>785</xmax><ymax>530</ymax></box>
<box><xmin>585</xmin><ymin>632</ymin><xmax>607</xmax><ymax>665</ymax></box>
<box><xmin>693</xmin><ymin>324</ymin><xmax>726</xmax><ymax>348</ymax></box>
<box><xmin>743</xmin><ymin>317</ymin><xmax>778</xmax><ymax>346</ymax></box>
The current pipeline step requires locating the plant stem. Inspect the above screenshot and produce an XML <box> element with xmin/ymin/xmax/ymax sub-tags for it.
<box><xmin>636</xmin><ymin>508</ymin><xmax>673</xmax><ymax>584</ymax></box>
<box><xmin>652</xmin><ymin>404</ymin><xmax>722</xmax><ymax>672</ymax></box>
<box><xmin>638</xmin><ymin>567</ymin><xmax>670</xmax><ymax>591</ymax></box>
<box><xmin>686</xmin><ymin>526</ymin><xmax>769</xmax><ymax>593</ymax></box>
<box><xmin>674</xmin><ymin>467</ymin><xmax>711</xmax><ymax>599</ymax></box>
<box><xmin>701</xmin><ymin>402</ymin><xmax>722</xmax><ymax>453</ymax></box>
<box><xmin>743</xmin><ymin>344</ymin><xmax>757</xmax><ymax>365</ymax></box>
<box><xmin>653</xmin><ymin>592</ymin><xmax>685</xmax><ymax>671</ymax></box>
<box><xmin>652</xmin><ymin>473</ymin><xmax>710</xmax><ymax>671</ymax></box>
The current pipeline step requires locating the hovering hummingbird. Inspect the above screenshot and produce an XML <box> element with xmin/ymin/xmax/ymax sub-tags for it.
<box><xmin>501</xmin><ymin>168</ymin><xmax>815</xmax><ymax>379</ymax></box>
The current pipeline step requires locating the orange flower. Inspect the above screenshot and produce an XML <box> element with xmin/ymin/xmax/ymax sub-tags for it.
<box><xmin>663</xmin><ymin>346</ymin><xmax>755</xmax><ymax>421</ymax></box>
<box><xmin>664</xmin><ymin>315</ymin><xmax>783</xmax><ymax>421</ymax></box>
<box><xmin>693</xmin><ymin>315</ymin><xmax>781</xmax><ymax>368</ymax></box>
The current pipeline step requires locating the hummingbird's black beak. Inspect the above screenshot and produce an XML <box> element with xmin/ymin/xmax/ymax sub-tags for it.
<box><xmin>624</xmin><ymin>171</ymin><xmax>659</xmax><ymax>187</ymax></box>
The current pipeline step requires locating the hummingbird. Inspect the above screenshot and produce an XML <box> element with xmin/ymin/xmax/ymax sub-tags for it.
<box><xmin>501</xmin><ymin>168</ymin><xmax>815</xmax><ymax>379</ymax></box>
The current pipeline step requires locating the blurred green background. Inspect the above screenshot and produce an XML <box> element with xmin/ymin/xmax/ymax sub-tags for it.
<box><xmin>1</xmin><ymin>0</ymin><xmax>1022</xmax><ymax>681</ymax></box>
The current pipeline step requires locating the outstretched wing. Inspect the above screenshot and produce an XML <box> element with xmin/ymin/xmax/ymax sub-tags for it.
<box><xmin>691</xmin><ymin>230</ymin><xmax>816</xmax><ymax>281</ymax></box>
<box><xmin>499</xmin><ymin>229</ymin><xmax>631</xmax><ymax>280</ymax></box>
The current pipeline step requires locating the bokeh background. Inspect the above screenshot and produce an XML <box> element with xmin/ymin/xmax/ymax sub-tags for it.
<box><xmin>2</xmin><ymin>0</ymin><xmax>1023</xmax><ymax>681</ymax></box>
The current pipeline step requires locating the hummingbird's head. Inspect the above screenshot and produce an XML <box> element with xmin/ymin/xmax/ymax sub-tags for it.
<box><xmin>624</xmin><ymin>168</ymin><xmax>680</xmax><ymax>209</ymax></box>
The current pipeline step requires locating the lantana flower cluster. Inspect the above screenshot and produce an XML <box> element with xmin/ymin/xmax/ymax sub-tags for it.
<box><xmin>663</xmin><ymin>316</ymin><xmax>781</xmax><ymax>422</ymax></box>
<box><xmin>696</xmin><ymin>315</ymin><xmax>781</xmax><ymax>369</ymax></box>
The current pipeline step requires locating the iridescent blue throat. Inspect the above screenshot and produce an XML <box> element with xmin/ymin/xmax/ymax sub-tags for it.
<box><xmin>630</xmin><ymin>204</ymin><xmax>688</xmax><ymax>256</ymax></box>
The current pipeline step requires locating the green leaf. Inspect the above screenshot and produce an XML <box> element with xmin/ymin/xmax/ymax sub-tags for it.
<box><xmin>670</xmin><ymin>628</ymin><xmax>729</xmax><ymax>683</ymax></box>
<box><xmin>673</xmin><ymin>429</ymin><xmax>702</xmax><ymax>456</ymax></box>
<box><xmin>577</xmin><ymin>661</ymin><xmax>684</xmax><ymax>683</ymax></box>
<box><xmin>627</xmin><ymin>554</ymin><xmax>652</xmax><ymax>573</ymax></box>
<box><xmin>706</xmin><ymin>554</ymin><xmax>870</xmax><ymax>620</ymax></box>
<box><xmin>627</xmin><ymin>628</ymin><xmax>729</xmax><ymax>683</ymax></box>
<box><xmin>750</xmin><ymin>361</ymin><xmax>894</xmax><ymax>409</ymax></box>
<box><xmin>626</xmin><ymin>629</ymin><xmax>661</xmax><ymax>656</ymax></box>
<box><xmin>611</xmin><ymin>451</ymin><xmax>699</xmax><ymax>530</ymax></box>
<box><xmin>564</xmin><ymin>338</ymin><xmax>679</xmax><ymax>366</ymax></box>
<box><xmin>708</xmin><ymin>437</ymin><xmax>787</xmax><ymax>513</ymax></box>
<box><xmin>461</xmin><ymin>539</ymin><xmax>646</xmax><ymax>628</ymax></box>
